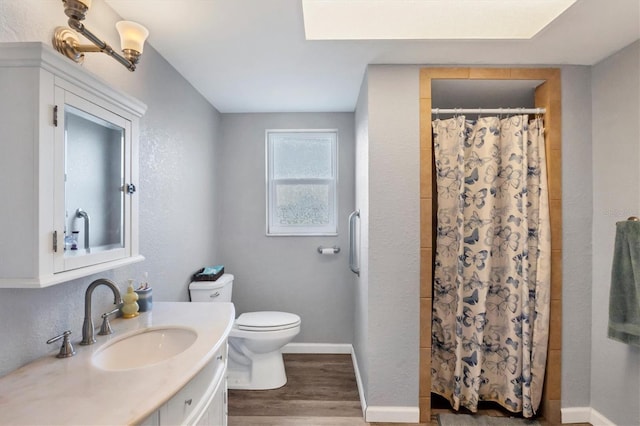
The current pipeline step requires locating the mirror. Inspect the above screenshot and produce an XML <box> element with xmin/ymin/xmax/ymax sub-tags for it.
<box><xmin>64</xmin><ymin>105</ymin><xmax>125</xmax><ymax>257</ymax></box>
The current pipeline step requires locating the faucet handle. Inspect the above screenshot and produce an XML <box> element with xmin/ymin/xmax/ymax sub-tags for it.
<box><xmin>46</xmin><ymin>330</ymin><xmax>76</xmax><ymax>358</ymax></box>
<box><xmin>98</xmin><ymin>307</ymin><xmax>120</xmax><ymax>336</ymax></box>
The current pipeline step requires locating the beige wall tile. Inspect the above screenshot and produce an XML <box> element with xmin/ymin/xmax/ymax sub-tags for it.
<box><xmin>541</xmin><ymin>398</ymin><xmax>561</xmax><ymax>425</ymax></box>
<box><xmin>419</xmin><ymin>70</ymin><xmax>431</xmax><ymax>99</ymax></box>
<box><xmin>421</xmin><ymin>198</ymin><xmax>433</xmax><ymax>248</ymax></box>
<box><xmin>550</xmin><ymin>199</ymin><xmax>562</xmax><ymax>251</ymax></box>
<box><xmin>421</xmin><ymin>248</ymin><xmax>433</xmax><ymax>298</ymax></box>
<box><xmin>420</xmin><ymin>347</ymin><xmax>432</xmax><ymax>397</ymax></box>
<box><xmin>421</xmin><ymin>151</ymin><xmax>433</xmax><ymax>199</ymax></box>
<box><xmin>420</xmin><ymin>297</ymin><xmax>432</xmax><ymax>348</ymax></box>
<box><xmin>420</xmin><ymin>100</ymin><xmax>432</xmax><ymax>149</ymax></box>
<box><xmin>425</xmin><ymin>67</ymin><xmax>470</xmax><ymax>79</ymax></box>
<box><xmin>551</xmin><ymin>250</ymin><xmax>562</xmax><ymax>300</ymax></box>
<box><xmin>547</xmin><ymin>149</ymin><xmax>562</xmax><ymax>201</ymax></box>
<box><xmin>469</xmin><ymin>68</ymin><xmax>511</xmax><ymax>79</ymax></box>
<box><xmin>549</xmin><ymin>299</ymin><xmax>562</xmax><ymax>351</ymax></box>
<box><xmin>511</xmin><ymin>68</ymin><xmax>559</xmax><ymax>80</ymax></box>
<box><xmin>419</xmin><ymin>397</ymin><xmax>431</xmax><ymax>424</ymax></box>
<box><xmin>544</xmin><ymin>349</ymin><xmax>562</xmax><ymax>401</ymax></box>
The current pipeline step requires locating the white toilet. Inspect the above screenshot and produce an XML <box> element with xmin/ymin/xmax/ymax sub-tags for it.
<box><xmin>189</xmin><ymin>274</ymin><xmax>301</xmax><ymax>390</ymax></box>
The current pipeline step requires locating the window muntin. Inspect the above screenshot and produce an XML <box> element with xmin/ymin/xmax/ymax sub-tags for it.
<box><xmin>266</xmin><ymin>130</ymin><xmax>337</xmax><ymax>235</ymax></box>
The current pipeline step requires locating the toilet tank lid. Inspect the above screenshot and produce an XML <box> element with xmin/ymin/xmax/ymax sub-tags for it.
<box><xmin>236</xmin><ymin>311</ymin><xmax>300</xmax><ymax>328</ymax></box>
<box><xmin>189</xmin><ymin>273</ymin><xmax>234</xmax><ymax>290</ymax></box>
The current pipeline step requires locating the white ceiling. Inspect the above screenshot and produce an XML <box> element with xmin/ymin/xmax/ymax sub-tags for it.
<box><xmin>105</xmin><ymin>0</ymin><xmax>640</xmax><ymax>113</ymax></box>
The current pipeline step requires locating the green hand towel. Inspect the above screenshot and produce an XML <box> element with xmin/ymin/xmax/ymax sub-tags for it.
<box><xmin>608</xmin><ymin>220</ymin><xmax>640</xmax><ymax>347</ymax></box>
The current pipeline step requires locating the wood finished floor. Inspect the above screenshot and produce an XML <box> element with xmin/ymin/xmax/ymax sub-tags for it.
<box><xmin>227</xmin><ymin>354</ymin><xmax>590</xmax><ymax>426</ymax></box>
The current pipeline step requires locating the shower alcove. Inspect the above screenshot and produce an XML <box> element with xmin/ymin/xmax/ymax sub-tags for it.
<box><xmin>419</xmin><ymin>68</ymin><xmax>562</xmax><ymax>423</ymax></box>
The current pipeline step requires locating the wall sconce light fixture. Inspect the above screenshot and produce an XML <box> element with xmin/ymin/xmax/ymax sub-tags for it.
<box><xmin>52</xmin><ymin>0</ymin><xmax>149</xmax><ymax>72</ymax></box>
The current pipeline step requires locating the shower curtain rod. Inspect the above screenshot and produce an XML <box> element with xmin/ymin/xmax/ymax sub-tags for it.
<box><xmin>432</xmin><ymin>107</ymin><xmax>546</xmax><ymax>115</ymax></box>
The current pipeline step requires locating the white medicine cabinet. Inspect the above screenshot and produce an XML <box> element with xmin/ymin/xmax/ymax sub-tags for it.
<box><xmin>0</xmin><ymin>43</ymin><xmax>146</xmax><ymax>288</ymax></box>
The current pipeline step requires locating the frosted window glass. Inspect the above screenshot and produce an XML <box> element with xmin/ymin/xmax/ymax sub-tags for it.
<box><xmin>272</xmin><ymin>135</ymin><xmax>333</xmax><ymax>179</ymax></box>
<box><xmin>275</xmin><ymin>184</ymin><xmax>329</xmax><ymax>225</ymax></box>
<box><xmin>266</xmin><ymin>130</ymin><xmax>337</xmax><ymax>235</ymax></box>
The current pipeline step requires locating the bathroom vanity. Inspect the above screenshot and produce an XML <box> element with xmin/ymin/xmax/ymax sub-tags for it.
<box><xmin>0</xmin><ymin>42</ymin><xmax>146</xmax><ymax>288</ymax></box>
<box><xmin>0</xmin><ymin>302</ymin><xmax>235</xmax><ymax>425</ymax></box>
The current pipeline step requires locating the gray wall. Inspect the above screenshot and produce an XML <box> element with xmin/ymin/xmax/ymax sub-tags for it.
<box><xmin>217</xmin><ymin>113</ymin><xmax>355</xmax><ymax>344</ymax></box>
<box><xmin>559</xmin><ymin>65</ymin><xmax>593</xmax><ymax>410</ymax></box>
<box><xmin>0</xmin><ymin>0</ymin><xmax>221</xmax><ymax>376</ymax></box>
<box><xmin>591</xmin><ymin>40</ymin><xmax>640</xmax><ymax>426</ymax></box>
<box><xmin>355</xmin><ymin>65</ymin><xmax>422</xmax><ymax>409</ymax></box>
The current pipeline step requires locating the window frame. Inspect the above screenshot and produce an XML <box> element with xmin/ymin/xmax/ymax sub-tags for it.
<box><xmin>265</xmin><ymin>129</ymin><xmax>338</xmax><ymax>236</ymax></box>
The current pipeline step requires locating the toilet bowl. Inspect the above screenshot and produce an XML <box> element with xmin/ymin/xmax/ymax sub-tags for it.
<box><xmin>227</xmin><ymin>311</ymin><xmax>300</xmax><ymax>390</ymax></box>
<box><xmin>189</xmin><ymin>274</ymin><xmax>301</xmax><ymax>390</ymax></box>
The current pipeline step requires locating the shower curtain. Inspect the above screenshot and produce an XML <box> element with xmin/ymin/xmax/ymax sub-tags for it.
<box><xmin>431</xmin><ymin>115</ymin><xmax>550</xmax><ymax>418</ymax></box>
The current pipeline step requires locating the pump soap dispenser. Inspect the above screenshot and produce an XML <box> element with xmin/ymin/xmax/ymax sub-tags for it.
<box><xmin>121</xmin><ymin>279</ymin><xmax>140</xmax><ymax>318</ymax></box>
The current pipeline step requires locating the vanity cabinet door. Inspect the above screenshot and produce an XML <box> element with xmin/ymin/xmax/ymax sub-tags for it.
<box><xmin>160</xmin><ymin>344</ymin><xmax>227</xmax><ymax>425</ymax></box>
<box><xmin>198</xmin><ymin>378</ymin><xmax>226</xmax><ymax>426</ymax></box>
<box><xmin>52</xmin><ymin>87</ymin><xmax>133</xmax><ymax>273</ymax></box>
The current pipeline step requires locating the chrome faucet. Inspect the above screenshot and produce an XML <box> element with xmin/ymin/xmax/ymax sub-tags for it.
<box><xmin>81</xmin><ymin>278</ymin><xmax>123</xmax><ymax>345</ymax></box>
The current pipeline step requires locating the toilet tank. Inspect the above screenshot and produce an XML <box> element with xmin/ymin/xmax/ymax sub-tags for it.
<box><xmin>189</xmin><ymin>273</ymin><xmax>233</xmax><ymax>303</ymax></box>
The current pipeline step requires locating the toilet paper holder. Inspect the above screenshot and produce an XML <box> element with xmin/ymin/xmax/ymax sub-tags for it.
<box><xmin>317</xmin><ymin>246</ymin><xmax>340</xmax><ymax>254</ymax></box>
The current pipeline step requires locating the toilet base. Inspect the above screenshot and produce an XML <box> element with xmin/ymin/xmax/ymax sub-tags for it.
<box><xmin>227</xmin><ymin>348</ymin><xmax>287</xmax><ymax>390</ymax></box>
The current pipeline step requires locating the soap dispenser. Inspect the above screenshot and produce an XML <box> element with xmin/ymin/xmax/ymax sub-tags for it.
<box><xmin>121</xmin><ymin>279</ymin><xmax>140</xmax><ymax>318</ymax></box>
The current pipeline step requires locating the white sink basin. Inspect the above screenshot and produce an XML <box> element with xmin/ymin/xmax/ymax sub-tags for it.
<box><xmin>92</xmin><ymin>326</ymin><xmax>198</xmax><ymax>371</ymax></box>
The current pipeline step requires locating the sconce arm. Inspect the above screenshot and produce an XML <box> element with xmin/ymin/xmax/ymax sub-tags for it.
<box><xmin>67</xmin><ymin>19</ymin><xmax>136</xmax><ymax>71</ymax></box>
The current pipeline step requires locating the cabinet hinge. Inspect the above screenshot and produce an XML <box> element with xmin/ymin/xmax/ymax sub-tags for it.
<box><xmin>53</xmin><ymin>105</ymin><xmax>58</xmax><ymax>127</ymax></box>
<box><xmin>53</xmin><ymin>230</ymin><xmax>58</xmax><ymax>253</ymax></box>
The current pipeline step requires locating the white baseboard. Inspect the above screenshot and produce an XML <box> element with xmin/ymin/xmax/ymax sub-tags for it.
<box><xmin>282</xmin><ymin>342</ymin><xmax>352</xmax><ymax>354</ymax></box>
<box><xmin>589</xmin><ymin>408</ymin><xmax>617</xmax><ymax>426</ymax></box>
<box><xmin>365</xmin><ymin>406</ymin><xmax>420</xmax><ymax>423</ymax></box>
<box><xmin>562</xmin><ymin>407</ymin><xmax>592</xmax><ymax>424</ymax></box>
<box><xmin>561</xmin><ymin>407</ymin><xmax>616</xmax><ymax>425</ymax></box>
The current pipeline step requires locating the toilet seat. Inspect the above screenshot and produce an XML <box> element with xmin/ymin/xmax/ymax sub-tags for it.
<box><xmin>236</xmin><ymin>311</ymin><xmax>301</xmax><ymax>332</ymax></box>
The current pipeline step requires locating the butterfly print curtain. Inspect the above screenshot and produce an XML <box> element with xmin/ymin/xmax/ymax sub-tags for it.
<box><xmin>431</xmin><ymin>115</ymin><xmax>551</xmax><ymax>417</ymax></box>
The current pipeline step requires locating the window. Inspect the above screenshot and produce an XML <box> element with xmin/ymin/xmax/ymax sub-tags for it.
<box><xmin>266</xmin><ymin>130</ymin><xmax>337</xmax><ymax>236</ymax></box>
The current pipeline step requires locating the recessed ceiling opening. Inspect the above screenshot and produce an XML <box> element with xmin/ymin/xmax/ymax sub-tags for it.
<box><xmin>303</xmin><ymin>0</ymin><xmax>578</xmax><ymax>40</ymax></box>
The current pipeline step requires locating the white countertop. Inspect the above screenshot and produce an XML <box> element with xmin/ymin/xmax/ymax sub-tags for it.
<box><xmin>0</xmin><ymin>302</ymin><xmax>235</xmax><ymax>425</ymax></box>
